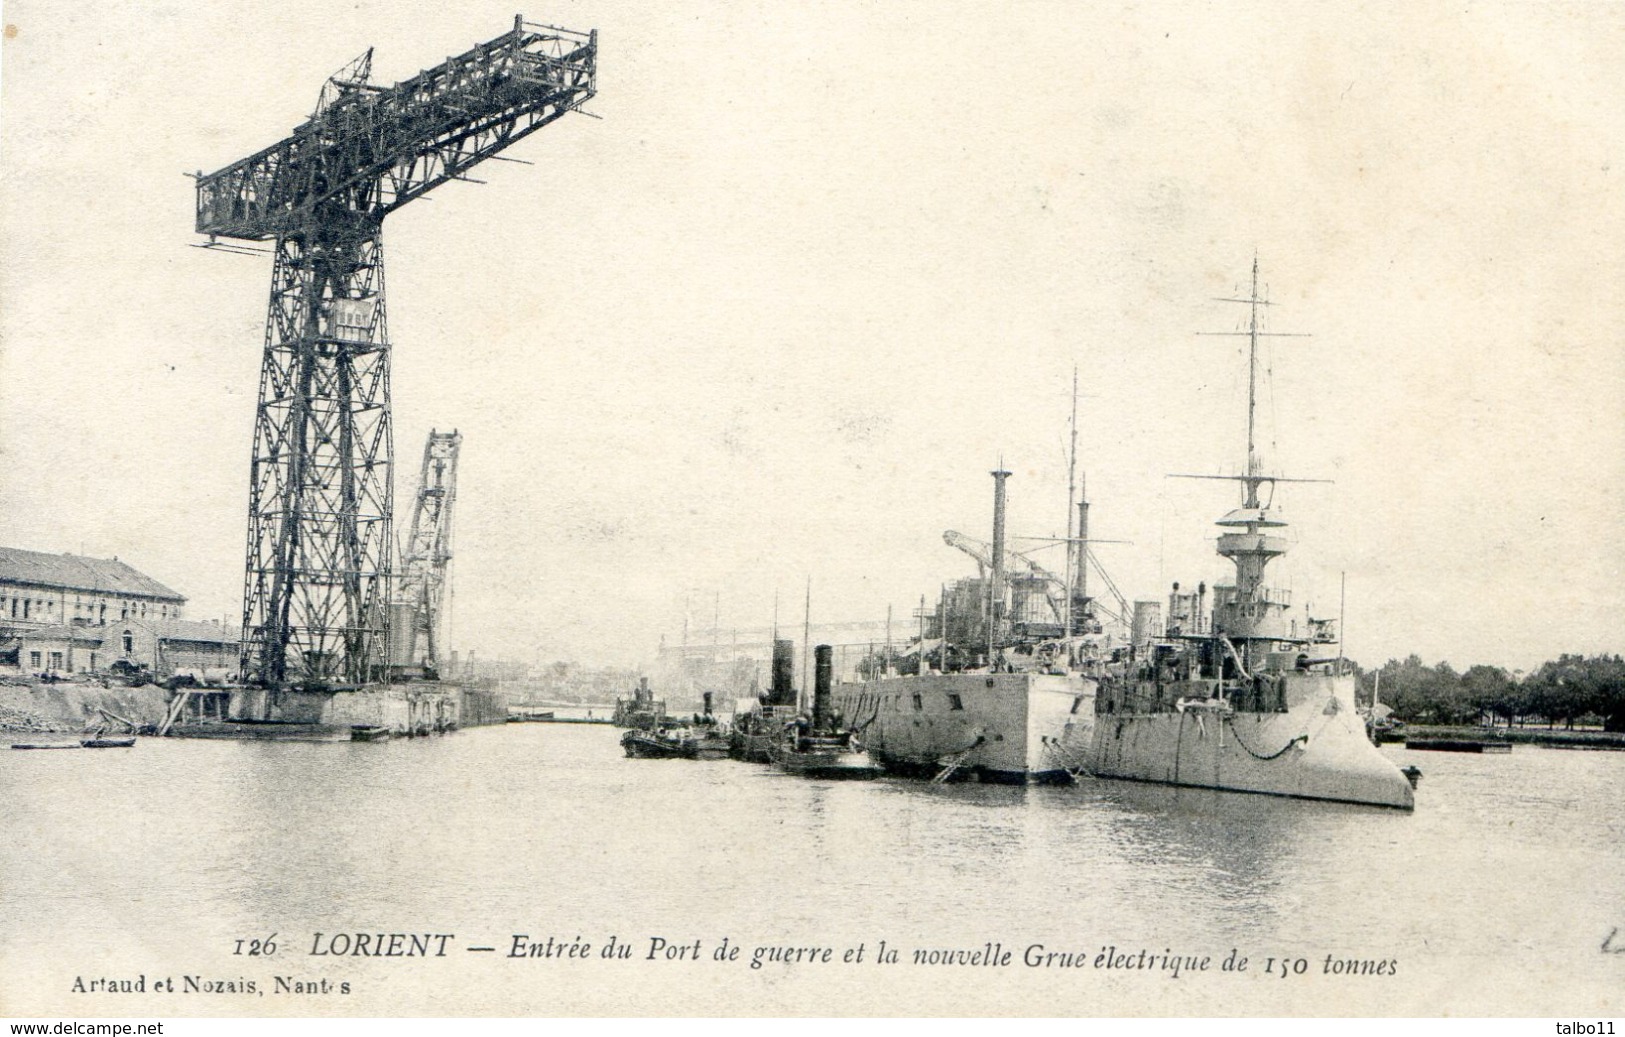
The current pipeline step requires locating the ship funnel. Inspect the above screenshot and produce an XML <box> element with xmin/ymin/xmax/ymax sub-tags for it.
<box><xmin>990</xmin><ymin>468</ymin><xmax>1012</xmax><ymax>635</ymax></box>
<box><xmin>770</xmin><ymin>638</ymin><xmax>795</xmax><ymax>706</ymax></box>
<box><xmin>1074</xmin><ymin>497</ymin><xmax>1090</xmax><ymax>604</ymax></box>
<box><xmin>813</xmin><ymin>644</ymin><xmax>834</xmax><ymax>731</ymax></box>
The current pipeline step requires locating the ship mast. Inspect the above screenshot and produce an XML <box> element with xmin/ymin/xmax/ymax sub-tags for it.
<box><xmin>1244</xmin><ymin>255</ymin><xmax>1263</xmax><ymax>505</ymax></box>
<box><xmin>1189</xmin><ymin>254</ymin><xmax>1314</xmax><ymax>509</ymax></box>
<box><xmin>1180</xmin><ymin>258</ymin><xmax>1323</xmax><ymax>654</ymax></box>
<box><xmin>1063</xmin><ymin>366</ymin><xmax>1078</xmax><ymax>639</ymax></box>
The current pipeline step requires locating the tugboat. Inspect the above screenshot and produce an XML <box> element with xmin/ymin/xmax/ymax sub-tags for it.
<box><xmin>768</xmin><ymin>645</ymin><xmax>880</xmax><ymax>779</ymax></box>
<box><xmin>1088</xmin><ymin>260</ymin><xmax>1415</xmax><ymax>810</ymax></box>
<box><xmin>621</xmin><ymin>722</ymin><xmax>700</xmax><ymax>759</ymax></box>
<box><xmin>729</xmin><ymin>639</ymin><xmax>803</xmax><ymax>763</ymax></box>
<box><xmin>612</xmin><ymin>678</ymin><xmax>665</xmax><ymax>730</ymax></box>
<box><xmin>688</xmin><ymin>692</ymin><xmax>732</xmax><ymax>760</ymax></box>
<box><xmin>621</xmin><ymin>692</ymin><xmax>730</xmax><ymax>761</ymax></box>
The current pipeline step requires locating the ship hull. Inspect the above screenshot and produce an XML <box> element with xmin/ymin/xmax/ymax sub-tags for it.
<box><xmin>729</xmin><ymin>731</ymin><xmax>773</xmax><ymax>763</ymax></box>
<box><xmin>836</xmin><ymin>672</ymin><xmax>1096</xmax><ymax>784</ymax></box>
<box><xmin>1090</xmin><ymin>671</ymin><xmax>1415</xmax><ymax>810</ymax></box>
<box><xmin>766</xmin><ymin>740</ymin><xmax>882</xmax><ymax>780</ymax></box>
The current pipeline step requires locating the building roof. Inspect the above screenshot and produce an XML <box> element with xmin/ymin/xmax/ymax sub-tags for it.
<box><xmin>148</xmin><ymin>619</ymin><xmax>241</xmax><ymax>646</ymax></box>
<box><xmin>8</xmin><ymin>624</ymin><xmax>106</xmax><ymax>645</ymax></box>
<box><xmin>0</xmin><ymin>548</ymin><xmax>185</xmax><ymax>602</ymax></box>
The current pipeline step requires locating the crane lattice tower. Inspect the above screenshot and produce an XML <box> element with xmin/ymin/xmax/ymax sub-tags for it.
<box><xmin>195</xmin><ymin>17</ymin><xmax>595</xmax><ymax>688</ymax></box>
<box><xmin>391</xmin><ymin>430</ymin><xmax>462</xmax><ymax>678</ymax></box>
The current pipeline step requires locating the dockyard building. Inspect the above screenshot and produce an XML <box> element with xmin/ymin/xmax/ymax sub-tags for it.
<box><xmin>8</xmin><ymin>624</ymin><xmax>105</xmax><ymax>675</ymax></box>
<box><xmin>0</xmin><ymin>547</ymin><xmax>186</xmax><ymax>626</ymax></box>
<box><xmin>0</xmin><ymin>547</ymin><xmax>238</xmax><ymax>677</ymax></box>
<box><xmin>117</xmin><ymin>618</ymin><xmax>241</xmax><ymax>674</ymax></box>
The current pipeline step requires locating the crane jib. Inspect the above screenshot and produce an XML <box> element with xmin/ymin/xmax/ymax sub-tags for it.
<box><xmin>194</xmin><ymin>26</ymin><xmax>596</xmax><ymax>242</ymax></box>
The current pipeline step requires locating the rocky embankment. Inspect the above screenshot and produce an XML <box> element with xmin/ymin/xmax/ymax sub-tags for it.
<box><xmin>0</xmin><ymin>678</ymin><xmax>170</xmax><ymax>733</ymax></box>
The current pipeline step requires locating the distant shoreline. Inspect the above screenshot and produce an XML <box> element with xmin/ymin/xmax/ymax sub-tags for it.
<box><xmin>1398</xmin><ymin>723</ymin><xmax>1625</xmax><ymax>750</ymax></box>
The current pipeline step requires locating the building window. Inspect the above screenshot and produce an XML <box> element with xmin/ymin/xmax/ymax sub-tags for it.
<box><xmin>49</xmin><ymin>651</ymin><xmax>63</xmax><ymax>670</ymax></box>
<box><xmin>29</xmin><ymin>651</ymin><xmax>40</xmax><ymax>669</ymax></box>
<box><xmin>947</xmin><ymin>693</ymin><xmax>964</xmax><ymax>711</ymax></box>
<box><xmin>912</xmin><ymin>693</ymin><xmax>923</xmax><ymax>711</ymax></box>
<box><xmin>23</xmin><ymin>600</ymin><xmax>30</xmax><ymax>619</ymax></box>
<box><xmin>123</xmin><ymin>630</ymin><xmax>134</xmax><ymax>655</ymax></box>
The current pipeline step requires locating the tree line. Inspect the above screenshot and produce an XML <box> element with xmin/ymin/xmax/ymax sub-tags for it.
<box><xmin>1357</xmin><ymin>653</ymin><xmax>1625</xmax><ymax>732</ymax></box>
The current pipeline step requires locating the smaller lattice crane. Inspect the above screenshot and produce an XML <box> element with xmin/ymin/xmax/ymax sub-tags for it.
<box><xmin>389</xmin><ymin>431</ymin><xmax>462</xmax><ymax>679</ymax></box>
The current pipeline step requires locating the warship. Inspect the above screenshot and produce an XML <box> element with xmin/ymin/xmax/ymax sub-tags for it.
<box><xmin>835</xmin><ymin>262</ymin><xmax>1415</xmax><ymax>808</ymax></box>
<box><xmin>834</xmin><ymin>467</ymin><xmax>1109</xmax><ymax>784</ymax></box>
<box><xmin>1087</xmin><ymin>260</ymin><xmax>1414</xmax><ymax>809</ymax></box>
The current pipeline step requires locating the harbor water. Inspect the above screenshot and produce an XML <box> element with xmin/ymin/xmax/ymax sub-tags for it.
<box><xmin>2</xmin><ymin>722</ymin><xmax>1621</xmax><ymax>1016</ymax></box>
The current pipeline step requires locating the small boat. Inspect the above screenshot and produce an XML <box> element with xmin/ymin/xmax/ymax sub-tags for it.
<box><xmin>688</xmin><ymin>693</ymin><xmax>731</xmax><ymax>759</ymax></box>
<box><xmin>621</xmin><ymin>727</ymin><xmax>700</xmax><ymax>759</ymax></box>
<box><xmin>350</xmin><ymin>726</ymin><xmax>391</xmax><ymax>742</ymax></box>
<box><xmin>11</xmin><ymin>742</ymin><xmax>80</xmax><ymax>750</ymax></box>
<box><xmin>506</xmin><ymin>711</ymin><xmax>556</xmax><ymax>723</ymax></box>
<box><xmin>1405</xmin><ymin>738</ymin><xmax>1511</xmax><ymax>754</ymax></box>
<box><xmin>80</xmin><ymin>737</ymin><xmax>137</xmax><ymax>748</ymax></box>
<box><xmin>768</xmin><ymin>645</ymin><xmax>881</xmax><ymax>780</ymax></box>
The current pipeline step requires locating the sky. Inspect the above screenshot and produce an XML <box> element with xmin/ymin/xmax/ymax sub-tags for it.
<box><xmin>1</xmin><ymin>0</ymin><xmax>1621</xmax><ymax>674</ymax></box>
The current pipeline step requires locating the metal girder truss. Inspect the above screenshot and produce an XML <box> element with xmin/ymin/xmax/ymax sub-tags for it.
<box><xmin>196</xmin><ymin>20</ymin><xmax>596</xmax><ymax>241</ymax></box>
<box><xmin>394</xmin><ymin>430</ymin><xmax>461</xmax><ymax>674</ymax></box>
<box><xmin>201</xmin><ymin>18</ymin><xmax>595</xmax><ymax>689</ymax></box>
<box><xmin>242</xmin><ymin>233</ymin><xmax>393</xmax><ymax>686</ymax></box>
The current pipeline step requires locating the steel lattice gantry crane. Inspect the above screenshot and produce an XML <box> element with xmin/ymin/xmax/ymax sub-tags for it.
<box><xmin>195</xmin><ymin>17</ymin><xmax>595</xmax><ymax>688</ymax></box>
<box><xmin>389</xmin><ymin>430</ymin><xmax>461</xmax><ymax>679</ymax></box>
